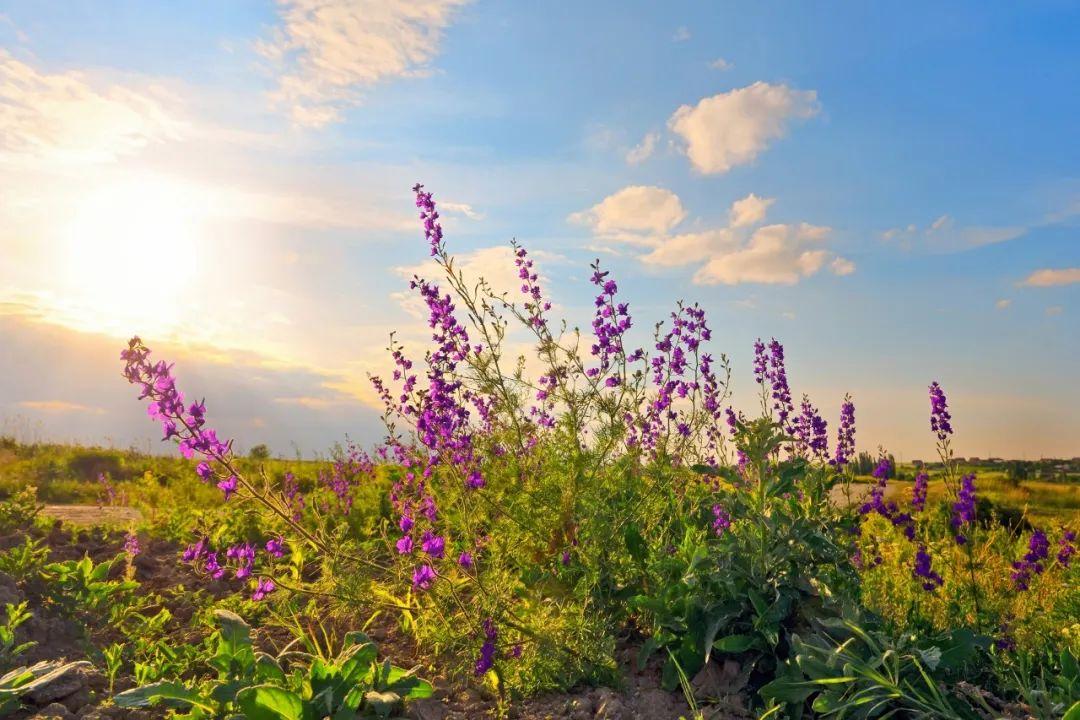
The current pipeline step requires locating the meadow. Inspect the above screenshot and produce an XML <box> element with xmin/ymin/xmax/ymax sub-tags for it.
<box><xmin>0</xmin><ymin>184</ymin><xmax>1076</xmax><ymax>720</ymax></box>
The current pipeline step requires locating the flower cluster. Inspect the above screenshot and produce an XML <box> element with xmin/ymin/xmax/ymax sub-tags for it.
<box><xmin>181</xmin><ymin>538</ymin><xmax>278</xmax><ymax>601</ymax></box>
<box><xmin>413</xmin><ymin>183</ymin><xmax>444</xmax><ymax>256</ymax></box>
<box><xmin>951</xmin><ymin>473</ymin><xmax>977</xmax><ymax>544</ymax></box>
<box><xmin>123</xmin><ymin>532</ymin><xmax>140</xmax><ymax>557</ymax></box>
<box><xmin>857</xmin><ymin>456</ymin><xmax>914</xmax><ymax>541</ymax></box>
<box><xmin>754</xmin><ymin>339</ymin><xmax>794</xmax><ymax>431</ymax></box>
<box><xmin>792</xmin><ymin>395</ymin><xmax>828</xmax><ymax>460</ymax></box>
<box><xmin>1011</xmin><ymin>529</ymin><xmax>1050</xmax><ymax>591</ymax></box>
<box><xmin>929</xmin><ymin>381</ymin><xmax>952</xmax><ymax>442</ymax></box>
<box><xmin>711</xmin><ymin>504</ymin><xmax>731</xmax><ymax>536</ymax></box>
<box><xmin>911</xmin><ymin>470</ymin><xmax>929</xmax><ymax>512</ymax></box>
<box><xmin>1059</xmin><ymin>529</ymin><xmax>1076</xmax><ymax>567</ymax></box>
<box><xmin>514</xmin><ymin>242</ymin><xmax>551</xmax><ymax>330</ymax></box>
<box><xmin>589</xmin><ymin>261</ymin><xmax>633</xmax><ymax>380</ymax></box>
<box><xmin>831</xmin><ymin>396</ymin><xmax>856</xmax><ymax>467</ymax></box>
<box><xmin>122</xmin><ymin>337</ymin><xmax>230</xmax><ymax>463</ymax></box>
<box><xmin>912</xmin><ymin>544</ymin><xmax>944</xmax><ymax>591</ymax></box>
<box><xmin>475</xmin><ymin>618</ymin><xmax>497</xmax><ymax>676</ymax></box>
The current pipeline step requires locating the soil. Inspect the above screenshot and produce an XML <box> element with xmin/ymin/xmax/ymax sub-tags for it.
<box><xmin>2</xmin><ymin>508</ymin><xmax>751</xmax><ymax>720</ymax></box>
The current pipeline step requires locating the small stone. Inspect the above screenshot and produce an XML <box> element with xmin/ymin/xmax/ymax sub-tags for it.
<box><xmin>30</xmin><ymin>703</ymin><xmax>74</xmax><ymax>720</ymax></box>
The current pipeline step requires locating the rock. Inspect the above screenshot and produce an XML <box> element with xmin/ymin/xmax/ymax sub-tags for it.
<box><xmin>411</xmin><ymin>697</ymin><xmax>448</xmax><ymax>720</ymax></box>
<box><xmin>30</xmin><ymin>703</ymin><xmax>75</xmax><ymax>720</ymax></box>
<box><xmin>58</xmin><ymin>686</ymin><xmax>92</xmax><ymax>713</ymax></box>
<box><xmin>632</xmin><ymin>689</ymin><xmax>677</xmax><ymax>720</ymax></box>
<box><xmin>594</xmin><ymin>688</ymin><xmax>626</xmax><ymax>719</ymax></box>
<box><xmin>24</xmin><ymin>661</ymin><xmax>101</xmax><ymax>705</ymax></box>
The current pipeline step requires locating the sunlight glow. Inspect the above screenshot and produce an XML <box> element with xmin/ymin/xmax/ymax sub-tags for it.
<box><xmin>59</xmin><ymin>178</ymin><xmax>202</xmax><ymax>336</ymax></box>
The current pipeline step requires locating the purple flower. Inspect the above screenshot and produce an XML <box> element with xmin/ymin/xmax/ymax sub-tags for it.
<box><xmin>413</xmin><ymin>183</ymin><xmax>444</xmax><ymax>256</ymax></box>
<box><xmin>929</xmin><ymin>381</ymin><xmax>953</xmax><ymax>442</ymax></box>
<box><xmin>265</xmin><ymin>537</ymin><xmax>285</xmax><ymax>558</ymax></box>
<box><xmin>226</xmin><ymin>543</ymin><xmax>256</xmax><ymax>580</ymax></box>
<box><xmin>474</xmin><ymin>618</ymin><xmax>497</xmax><ymax>676</ymax></box>
<box><xmin>1011</xmin><ymin>529</ymin><xmax>1050</xmax><ymax>591</ymax></box>
<box><xmin>911</xmin><ymin>471</ymin><xmax>929</xmax><ymax>512</ymax></box>
<box><xmin>122</xmin><ymin>337</ymin><xmax>232</xmax><ymax>461</ymax></box>
<box><xmin>396</xmin><ymin>536</ymin><xmax>414</xmax><ymax>555</ymax></box>
<box><xmin>951</xmin><ymin>473</ymin><xmax>977</xmax><ymax>544</ymax></box>
<box><xmin>123</xmin><ymin>532</ymin><xmax>140</xmax><ymax>557</ymax></box>
<box><xmin>1058</xmin><ymin>529</ymin><xmax>1076</xmax><ymax>567</ymax></box>
<box><xmin>204</xmin><ymin>552</ymin><xmax>225</xmax><ymax>580</ymax></box>
<box><xmin>412</xmin><ymin>564</ymin><xmax>436</xmax><ymax>590</ymax></box>
<box><xmin>831</xmin><ymin>396</ymin><xmax>856</xmax><ymax>467</ymax></box>
<box><xmin>182</xmin><ymin>538</ymin><xmax>208</xmax><ymax>563</ymax></box>
<box><xmin>711</xmin><ymin>504</ymin><xmax>731</xmax><ymax>536</ymax></box>
<box><xmin>421</xmin><ymin>531</ymin><xmax>446</xmax><ymax>559</ymax></box>
<box><xmin>793</xmin><ymin>396</ymin><xmax>829</xmax><ymax>460</ymax></box>
<box><xmin>217</xmin><ymin>474</ymin><xmax>238</xmax><ymax>501</ymax></box>
<box><xmin>912</xmin><ymin>545</ymin><xmax>943</xmax><ymax>591</ymax></box>
<box><xmin>458</xmin><ymin>551</ymin><xmax>474</xmax><ymax>569</ymax></box>
<box><xmin>195</xmin><ymin>462</ymin><xmax>212</xmax><ymax>481</ymax></box>
<box><xmin>252</xmin><ymin>578</ymin><xmax>276</xmax><ymax>601</ymax></box>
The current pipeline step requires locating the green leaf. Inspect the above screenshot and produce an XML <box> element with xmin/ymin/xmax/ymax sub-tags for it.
<box><xmin>114</xmin><ymin>681</ymin><xmax>213</xmax><ymax>712</ymax></box>
<box><xmin>236</xmin><ymin>685</ymin><xmax>305</xmax><ymax>720</ymax></box>
<box><xmin>1062</xmin><ymin>700</ymin><xmax>1080</xmax><ymax>720</ymax></box>
<box><xmin>623</xmin><ymin>524</ymin><xmax>648</xmax><ymax>564</ymax></box>
<box><xmin>713</xmin><ymin>634</ymin><xmax>757</xmax><ymax>654</ymax></box>
<box><xmin>690</xmin><ymin>464</ymin><xmax>721</xmax><ymax>477</ymax></box>
<box><xmin>759</xmin><ymin>676</ymin><xmax>815</xmax><ymax>704</ymax></box>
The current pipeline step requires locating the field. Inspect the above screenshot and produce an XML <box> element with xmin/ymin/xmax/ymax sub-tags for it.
<box><xmin>0</xmin><ymin>190</ymin><xmax>1076</xmax><ymax>720</ymax></box>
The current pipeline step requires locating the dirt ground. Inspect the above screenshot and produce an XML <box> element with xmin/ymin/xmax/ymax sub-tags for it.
<box><xmin>2</xmin><ymin>511</ymin><xmax>751</xmax><ymax>720</ymax></box>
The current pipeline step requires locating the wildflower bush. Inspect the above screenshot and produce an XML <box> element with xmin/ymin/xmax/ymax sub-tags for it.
<box><xmin>117</xmin><ymin>184</ymin><xmax>1078</xmax><ymax>717</ymax></box>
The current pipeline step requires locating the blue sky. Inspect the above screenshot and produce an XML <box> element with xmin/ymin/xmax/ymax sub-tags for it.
<box><xmin>0</xmin><ymin>1</ymin><xmax>1077</xmax><ymax>459</ymax></box>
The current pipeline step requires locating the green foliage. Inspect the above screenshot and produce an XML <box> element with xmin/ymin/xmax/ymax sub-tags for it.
<box><xmin>0</xmin><ymin>486</ymin><xmax>42</xmax><ymax>534</ymax></box>
<box><xmin>114</xmin><ymin>609</ymin><xmax>432</xmax><ymax>719</ymax></box>
<box><xmin>0</xmin><ymin>603</ymin><xmax>34</xmax><ymax>670</ymax></box>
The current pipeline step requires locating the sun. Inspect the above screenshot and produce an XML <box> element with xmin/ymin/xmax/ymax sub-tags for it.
<box><xmin>60</xmin><ymin>178</ymin><xmax>202</xmax><ymax>337</ymax></box>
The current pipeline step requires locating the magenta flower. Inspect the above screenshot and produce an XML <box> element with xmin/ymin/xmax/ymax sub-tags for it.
<box><xmin>421</xmin><ymin>531</ymin><xmax>446</xmax><ymax>559</ymax></box>
<box><xmin>396</xmin><ymin>536</ymin><xmax>414</xmax><ymax>555</ymax></box>
<box><xmin>458</xmin><ymin>551</ymin><xmax>474</xmax><ymax>569</ymax></box>
<box><xmin>252</xmin><ymin>578</ymin><xmax>276</xmax><ymax>601</ymax></box>
<box><xmin>929</xmin><ymin>381</ymin><xmax>953</xmax><ymax>442</ymax></box>
<box><xmin>123</xmin><ymin>532</ymin><xmax>140</xmax><ymax>557</ymax></box>
<box><xmin>711</xmin><ymin>505</ymin><xmax>731</xmax><ymax>536</ymax></box>
<box><xmin>265</xmin><ymin>537</ymin><xmax>285</xmax><ymax>558</ymax></box>
<box><xmin>474</xmin><ymin>618</ymin><xmax>497</xmax><ymax>675</ymax></box>
<box><xmin>412</xmin><ymin>564</ymin><xmax>436</xmax><ymax>591</ymax></box>
<box><xmin>831</xmin><ymin>396</ymin><xmax>856</xmax><ymax>467</ymax></box>
<box><xmin>217</xmin><ymin>475</ymin><xmax>238</xmax><ymax>501</ymax></box>
<box><xmin>951</xmin><ymin>473</ymin><xmax>977</xmax><ymax>544</ymax></box>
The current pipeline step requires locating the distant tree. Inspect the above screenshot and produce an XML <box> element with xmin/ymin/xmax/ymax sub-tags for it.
<box><xmin>248</xmin><ymin>444</ymin><xmax>270</xmax><ymax>461</ymax></box>
<box><xmin>1004</xmin><ymin>460</ymin><xmax>1030</xmax><ymax>487</ymax></box>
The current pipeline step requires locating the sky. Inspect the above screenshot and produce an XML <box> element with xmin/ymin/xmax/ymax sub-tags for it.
<box><xmin>0</xmin><ymin>1</ymin><xmax>1077</xmax><ymax>460</ymax></box>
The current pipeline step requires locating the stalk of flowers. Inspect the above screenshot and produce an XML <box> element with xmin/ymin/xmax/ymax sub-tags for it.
<box><xmin>792</xmin><ymin>395</ymin><xmax>829</xmax><ymax>461</ymax></box>
<box><xmin>1058</xmin><ymin>529</ymin><xmax>1077</xmax><ymax>566</ymax></box>
<box><xmin>831</xmin><ymin>395</ymin><xmax>856</xmax><ymax>468</ymax></box>
<box><xmin>752</xmin><ymin>339</ymin><xmax>795</xmax><ymax>434</ymax></box>
<box><xmin>1010</xmin><ymin>529</ymin><xmax>1050</xmax><ymax>591</ymax></box>
<box><xmin>951</xmin><ymin>473</ymin><xmax>977</xmax><ymax>545</ymax></box>
<box><xmin>913</xmin><ymin>544</ymin><xmax>944</xmax><ymax>591</ymax></box>
<box><xmin>122</xmin><ymin>337</ymin><xmax>360</xmax><ymax>574</ymax></box>
<box><xmin>319</xmin><ymin>441</ymin><xmax>373</xmax><ymax>516</ymax></box>
<box><xmin>928</xmin><ymin>381</ymin><xmax>959</xmax><ymax>495</ymax></box>
<box><xmin>911</xmin><ymin>470</ymin><xmax>929</xmax><ymax>512</ymax></box>
<box><xmin>857</xmin><ymin>456</ymin><xmax>915</xmax><ymax>541</ymax></box>
<box><xmin>182</xmin><ymin>537</ymin><xmax>280</xmax><ymax>601</ymax></box>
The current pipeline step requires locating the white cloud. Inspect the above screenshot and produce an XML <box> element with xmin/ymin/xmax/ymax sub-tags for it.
<box><xmin>729</xmin><ymin>193</ymin><xmax>775</xmax><ymax>227</ymax></box>
<box><xmin>995</xmin><ymin>299</ymin><xmax>1011</xmax><ymax>309</ymax></box>
<box><xmin>573</xmin><ymin>186</ymin><xmax>851</xmax><ymax>286</ymax></box>
<box><xmin>883</xmin><ymin>216</ymin><xmax>1026</xmax><ymax>253</ymax></box>
<box><xmin>830</xmin><ymin>257</ymin><xmax>856</xmax><ymax>276</ymax></box>
<box><xmin>569</xmin><ymin>185</ymin><xmax>686</xmax><ymax>236</ymax></box>
<box><xmin>0</xmin><ymin>50</ymin><xmax>181</xmax><ymax>165</ymax></box>
<box><xmin>440</xmin><ymin>201</ymin><xmax>484</xmax><ymax>220</ymax></box>
<box><xmin>625</xmin><ymin>131</ymin><xmax>659</xmax><ymax>165</ymax></box>
<box><xmin>1020</xmin><ymin>267</ymin><xmax>1080</xmax><ymax>287</ymax></box>
<box><xmin>667</xmin><ymin>82</ymin><xmax>820</xmax><ymax>174</ymax></box>
<box><xmin>672</xmin><ymin>26</ymin><xmax>691</xmax><ymax>42</ymax></box>
<box><xmin>709</xmin><ymin>58</ymin><xmax>733</xmax><ymax>71</ymax></box>
<box><xmin>693</xmin><ymin>223</ymin><xmax>834</xmax><ymax>286</ymax></box>
<box><xmin>258</xmin><ymin>0</ymin><xmax>471</xmax><ymax>127</ymax></box>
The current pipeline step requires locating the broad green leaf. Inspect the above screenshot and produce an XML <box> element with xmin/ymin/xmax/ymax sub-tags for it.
<box><xmin>236</xmin><ymin>685</ymin><xmax>305</xmax><ymax>720</ymax></box>
<box><xmin>114</xmin><ymin>681</ymin><xmax>214</xmax><ymax>712</ymax></box>
<box><xmin>712</xmin><ymin>634</ymin><xmax>757</xmax><ymax>654</ymax></box>
<box><xmin>1062</xmin><ymin>700</ymin><xmax>1080</xmax><ymax>720</ymax></box>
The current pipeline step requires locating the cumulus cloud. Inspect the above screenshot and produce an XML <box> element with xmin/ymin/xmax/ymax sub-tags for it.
<box><xmin>569</xmin><ymin>185</ymin><xmax>686</xmax><ymax>237</ymax></box>
<box><xmin>667</xmin><ymin>82</ymin><xmax>820</xmax><ymax>174</ymax></box>
<box><xmin>625</xmin><ymin>131</ymin><xmax>660</xmax><ymax>165</ymax></box>
<box><xmin>1020</xmin><ymin>267</ymin><xmax>1080</xmax><ymax>287</ymax></box>
<box><xmin>573</xmin><ymin>186</ymin><xmax>852</xmax><ymax>286</ymax></box>
<box><xmin>729</xmin><ymin>193</ymin><xmax>775</xmax><ymax>227</ymax></box>
<box><xmin>1046</xmin><ymin>305</ymin><xmax>1063</xmax><ymax>316</ymax></box>
<box><xmin>18</xmin><ymin>400</ymin><xmax>105</xmax><ymax>415</ymax></box>
<box><xmin>709</xmin><ymin>58</ymin><xmax>733</xmax><ymax>71</ymax></box>
<box><xmin>672</xmin><ymin>26</ymin><xmax>691</xmax><ymax>42</ymax></box>
<box><xmin>830</xmin><ymin>256</ymin><xmax>856</xmax><ymax>276</ymax></box>
<box><xmin>394</xmin><ymin>245</ymin><xmax>565</xmax><ymax>307</ymax></box>
<box><xmin>995</xmin><ymin>299</ymin><xmax>1012</xmax><ymax>309</ymax></box>
<box><xmin>0</xmin><ymin>50</ymin><xmax>181</xmax><ymax>164</ymax></box>
<box><xmin>257</xmin><ymin>0</ymin><xmax>471</xmax><ymax>127</ymax></box>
